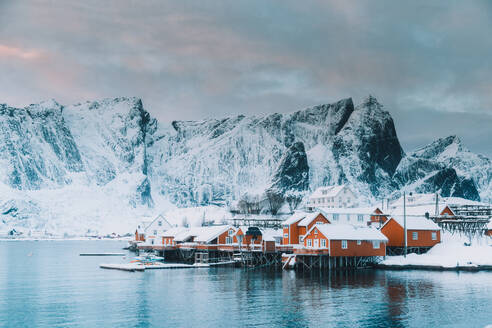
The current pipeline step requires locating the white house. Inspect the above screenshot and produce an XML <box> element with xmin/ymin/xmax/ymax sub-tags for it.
<box><xmin>307</xmin><ymin>185</ymin><xmax>357</xmax><ymax>209</ymax></box>
<box><xmin>142</xmin><ymin>214</ymin><xmax>173</xmax><ymax>245</ymax></box>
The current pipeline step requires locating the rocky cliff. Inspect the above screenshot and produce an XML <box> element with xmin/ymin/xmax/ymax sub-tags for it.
<box><xmin>0</xmin><ymin>96</ymin><xmax>489</xmax><ymax>235</ymax></box>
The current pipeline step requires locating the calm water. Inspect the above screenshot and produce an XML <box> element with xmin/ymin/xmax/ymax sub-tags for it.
<box><xmin>0</xmin><ymin>241</ymin><xmax>491</xmax><ymax>328</ymax></box>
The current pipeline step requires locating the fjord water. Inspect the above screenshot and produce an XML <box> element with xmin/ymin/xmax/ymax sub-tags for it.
<box><xmin>0</xmin><ymin>241</ymin><xmax>491</xmax><ymax>328</ymax></box>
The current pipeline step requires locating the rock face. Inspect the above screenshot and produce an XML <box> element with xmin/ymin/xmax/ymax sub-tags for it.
<box><xmin>149</xmin><ymin>96</ymin><xmax>404</xmax><ymax>207</ymax></box>
<box><xmin>0</xmin><ymin>100</ymin><xmax>84</xmax><ymax>190</ymax></box>
<box><xmin>393</xmin><ymin>135</ymin><xmax>488</xmax><ymax>201</ymax></box>
<box><xmin>268</xmin><ymin>141</ymin><xmax>309</xmax><ymax>194</ymax></box>
<box><xmin>0</xmin><ymin>96</ymin><xmax>490</xmax><ymax>235</ymax></box>
<box><xmin>0</xmin><ymin>97</ymin><xmax>158</xmax><ymax>236</ymax></box>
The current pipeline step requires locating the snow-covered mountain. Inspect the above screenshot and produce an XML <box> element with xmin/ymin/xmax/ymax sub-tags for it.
<box><xmin>394</xmin><ymin>136</ymin><xmax>491</xmax><ymax>201</ymax></box>
<box><xmin>148</xmin><ymin>95</ymin><xmax>403</xmax><ymax>207</ymax></box>
<box><xmin>0</xmin><ymin>95</ymin><xmax>490</xmax><ymax>236</ymax></box>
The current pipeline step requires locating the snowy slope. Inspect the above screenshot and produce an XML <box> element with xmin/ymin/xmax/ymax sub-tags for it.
<box><xmin>0</xmin><ymin>95</ymin><xmax>491</xmax><ymax>236</ymax></box>
<box><xmin>0</xmin><ymin>97</ymin><xmax>163</xmax><ymax>236</ymax></box>
<box><xmin>394</xmin><ymin>136</ymin><xmax>490</xmax><ymax>201</ymax></box>
<box><xmin>148</xmin><ymin>96</ymin><xmax>403</xmax><ymax>206</ymax></box>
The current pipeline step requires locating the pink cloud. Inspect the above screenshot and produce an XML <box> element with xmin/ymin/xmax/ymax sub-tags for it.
<box><xmin>0</xmin><ymin>44</ymin><xmax>42</xmax><ymax>60</ymax></box>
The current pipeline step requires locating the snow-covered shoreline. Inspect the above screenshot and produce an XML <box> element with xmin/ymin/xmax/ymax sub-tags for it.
<box><xmin>0</xmin><ymin>237</ymin><xmax>131</xmax><ymax>242</ymax></box>
<box><xmin>380</xmin><ymin>232</ymin><xmax>492</xmax><ymax>270</ymax></box>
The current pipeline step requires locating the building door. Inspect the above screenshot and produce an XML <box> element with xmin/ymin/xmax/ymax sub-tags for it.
<box><xmin>314</xmin><ymin>239</ymin><xmax>319</xmax><ymax>248</ymax></box>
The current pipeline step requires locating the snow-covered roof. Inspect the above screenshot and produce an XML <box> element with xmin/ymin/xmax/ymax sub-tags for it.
<box><xmin>144</xmin><ymin>214</ymin><xmax>173</xmax><ymax>232</ymax></box>
<box><xmin>386</xmin><ymin>204</ymin><xmax>445</xmax><ymax>217</ymax></box>
<box><xmin>310</xmin><ymin>185</ymin><xmax>348</xmax><ymax>199</ymax></box>
<box><xmin>389</xmin><ymin>193</ymin><xmax>487</xmax><ymax>209</ymax></box>
<box><xmin>161</xmin><ymin>227</ymin><xmax>187</xmax><ymax>237</ymax></box>
<box><xmin>384</xmin><ymin>216</ymin><xmax>441</xmax><ymax>231</ymax></box>
<box><xmin>137</xmin><ymin>220</ymin><xmax>152</xmax><ymax>233</ymax></box>
<box><xmin>261</xmin><ymin>228</ymin><xmax>283</xmax><ymax>241</ymax></box>
<box><xmin>298</xmin><ymin>211</ymin><xmax>327</xmax><ymax>227</ymax></box>
<box><xmin>193</xmin><ymin>225</ymin><xmax>233</xmax><ymax>243</ymax></box>
<box><xmin>283</xmin><ymin>211</ymin><xmax>309</xmax><ymax>225</ymax></box>
<box><xmin>309</xmin><ymin>224</ymin><xmax>388</xmax><ymax>242</ymax></box>
<box><xmin>174</xmin><ymin>225</ymin><xmax>233</xmax><ymax>243</ymax></box>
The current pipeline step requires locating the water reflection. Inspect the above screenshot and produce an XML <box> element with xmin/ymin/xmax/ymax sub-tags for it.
<box><xmin>1</xmin><ymin>241</ymin><xmax>491</xmax><ymax>328</ymax></box>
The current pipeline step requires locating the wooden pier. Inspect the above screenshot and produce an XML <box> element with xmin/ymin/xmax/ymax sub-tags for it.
<box><xmin>136</xmin><ymin>243</ymin><xmax>382</xmax><ymax>271</ymax></box>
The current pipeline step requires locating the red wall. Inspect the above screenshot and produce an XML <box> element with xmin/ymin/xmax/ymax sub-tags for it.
<box><xmin>284</xmin><ymin>213</ymin><xmax>329</xmax><ymax>245</ymax></box>
<box><xmin>302</xmin><ymin>228</ymin><xmax>386</xmax><ymax>257</ymax></box>
<box><xmin>329</xmin><ymin>240</ymin><xmax>386</xmax><ymax>257</ymax></box>
<box><xmin>380</xmin><ymin>218</ymin><xmax>441</xmax><ymax>247</ymax></box>
<box><xmin>440</xmin><ymin>206</ymin><xmax>454</xmax><ymax>216</ymax></box>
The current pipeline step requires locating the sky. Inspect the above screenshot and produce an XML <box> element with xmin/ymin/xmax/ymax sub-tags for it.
<box><xmin>1</xmin><ymin>0</ymin><xmax>491</xmax><ymax>156</ymax></box>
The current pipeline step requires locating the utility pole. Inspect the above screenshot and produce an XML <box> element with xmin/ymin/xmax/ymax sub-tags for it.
<box><xmin>404</xmin><ymin>191</ymin><xmax>407</xmax><ymax>258</ymax></box>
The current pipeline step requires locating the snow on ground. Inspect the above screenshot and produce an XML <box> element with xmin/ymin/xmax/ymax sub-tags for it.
<box><xmin>0</xmin><ymin>175</ymin><xmax>175</xmax><ymax>238</ymax></box>
<box><xmin>382</xmin><ymin>232</ymin><xmax>492</xmax><ymax>268</ymax></box>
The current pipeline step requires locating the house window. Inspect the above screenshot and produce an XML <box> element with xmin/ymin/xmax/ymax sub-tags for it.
<box><xmin>153</xmin><ymin>230</ymin><xmax>157</xmax><ymax>235</ymax></box>
<box><xmin>151</xmin><ymin>239</ymin><xmax>154</xmax><ymax>245</ymax></box>
<box><xmin>412</xmin><ymin>232</ymin><xmax>418</xmax><ymax>240</ymax></box>
<box><xmin>358</xmin><ymin>214</ymin><xmax>364</xmax><ymax>222</ymax></box>
<box><xmin>333</xmin><ymin>214</ymin><xmax>339</xmax><ymax>221</ymax></box>
<box><xmin>341</xmin><ymin>240</ymin><xmax>347</xmax><ymax>249</ymax></box>
<box><xmin>226</xmin><ymin>236</ymin><xmax>232</xmax><ymax>244</ymax></box>
<box><xmin>314</xmin><ymin>228</ymin><xmax>318</xmax><ymax>235</ymax></box>
<box><xmin>307</xmin><ymin>239</ymin><xmax>312</xmax><ymax>247</ymax></box>
<box><xmin>158</xmin><ymin>221</ymin><xmax>162</xmax><ymax>226</ymax></box>
<box><xmin>228</xmin><ymin>229</ymin><xmax>234</xmax><ymax>236</ymax></box>
<box><xmin>346</xmin><ymin>214</ymin><xmax>350</xmax><ymax>221</ymax></box>
<box><xmin>357</xmin><ymin>240</ymin><xmax>361</xmax><ymax>245</ymax></box>
<box><xmin>299</xmin><ymin>236</ymin><xmax>304</xmax><ymax>243</ymax></box>
<box><xmin>432</xmin><ymin>232</ymin><xmax>437</xmax><ymax>240</ymax></box>
<box><xmin>322</xmin><ymin>190</ymin><xmax>327</xmax><ymax>195</ymax></box>
<box><xmin>373</xmin><ymin>241</ymin><xmax>380</xmax><ymax>249</ymax></box>
<box><xmin>284</xmin><ymin>234</ymin><xmax>288</xmax><ymax>239</ymax></box>
<box><xmin>321</xmin><ymin>239</ymin><xmax>326</xmax><ymax>248</ymax></box>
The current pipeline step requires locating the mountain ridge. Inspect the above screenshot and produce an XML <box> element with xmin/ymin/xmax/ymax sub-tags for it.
<box><xmin>0</xmin><ymin>96</ymin><xmax>490</xmax><ymax>235</ymax></box>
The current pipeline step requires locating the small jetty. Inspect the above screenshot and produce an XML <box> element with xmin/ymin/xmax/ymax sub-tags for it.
<box><xmin>100</xmin><ymin>261</ymin><xmax>236</xmax><ymax>272</ymax></box>
<box><xmin>80</xmin><ymin>253</ymin><xmax>126</xmax><ymax>256</ymax></box>
<box><xmin>100</xmin><ymin>263</ymin><xmax>145</xmax><ymax>272</ymax></box>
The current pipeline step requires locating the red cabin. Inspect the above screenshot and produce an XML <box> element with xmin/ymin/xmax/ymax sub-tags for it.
<box><xmin>297</xmin><ymin>224</ymin><xmax>387</xmax><ymax>257</ymax></box>
<box><xmin>282</xmin><ymin>211</ymin><xmax>330</xmax><ymax>245</ymax></box>
<box><xmin>380</xmin><ymin>216</ymin><xmax>441</xmax><ymax>248</ymax></box>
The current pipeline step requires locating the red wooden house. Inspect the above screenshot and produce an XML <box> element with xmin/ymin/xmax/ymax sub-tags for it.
<box><xmin>297</xmin><ymin>224</ymin><xmax>388</xmax><ymax>257</ymax></box>
<box><xmin>380</xmin><ymin>216</ymin><xmax>441</xmax><ymax>250</ymax></box>
<box><xmin>282</xmin><ymin>211</ymin><xmax>330</xmax><ymax>245</ymax></box>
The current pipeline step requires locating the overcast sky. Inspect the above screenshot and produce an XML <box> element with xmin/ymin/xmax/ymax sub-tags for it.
<box><xmin>1</xmin><ymin>1</ymin><xmax>491</xmax><ymax>156</ymax></box>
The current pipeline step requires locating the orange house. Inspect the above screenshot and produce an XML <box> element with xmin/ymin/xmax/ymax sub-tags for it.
<box><xmin>135</xmin><ymin>229</ymin><xmax>145</xmax><ymax>242</ymax></box>
<box><xmin>231</xmin><ymin>227</ymin><xmax>262</xmax><ymax>245</ymax></box>
<box><xmin>216</xmin><ymin>227</ymin><xmax>237</xmax><ymax>244</ymax></box>
<box><xmin>172</xmin><ymin>225</ymin><xmax>235</xmax><ymax>245</ymax></box>
<box><xmin>380</xmin><ymin>216</ymin><xmax>441</xmax><ymax>247</ymax></box>
<box><xmin>370</xmin><ymin>208</ymin><xmax>388</xmax><ymax>225</ymax></box>
<box><xmin>299</xmin><ymin>224</ymin><xmax>387</xmax><ymax>257</ymax></box>
<box><xmin>161</xmin><ymin>227</ymin><xmax>187</xmax><ymax>246</ymax></box>
<box><xmin>486</xmin><ymin>222</ymin><xmax>492</xmax><ymax>237</ymax></box>
<box><xmin>440</xmin><ymin>206</ymin><xmax>455</xmax><ymax>216</ymax></box>
<box><xmin>282</xmin><ymin>211</ymin><xmax>330</xmax><ymax>245</ymax></box>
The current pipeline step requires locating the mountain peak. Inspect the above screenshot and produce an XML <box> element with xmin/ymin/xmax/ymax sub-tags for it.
<box><xmin>25</xmin><ymin>99</ymin><xmax>63</xmax><ymax>117</ymax></box>
<box><xmin>361</xmin><ymin>94</ymin><xmax>382</xmax><ymax>108</ymax></box>
<box><xmin>413</xmin><ymin>135</ymin><xmax>463</xmax><ymax>160</ymax></box>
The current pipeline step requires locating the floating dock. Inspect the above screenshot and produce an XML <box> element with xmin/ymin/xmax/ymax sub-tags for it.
<box><xmin>80</xmin><ymin>253</ymin><xmax>126</xmax><ymax>256</ymax></box>
<box><xmin>100</xmin><ymin>260</ymin><xmax>236</xmax><ymax>272</ymax></box>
